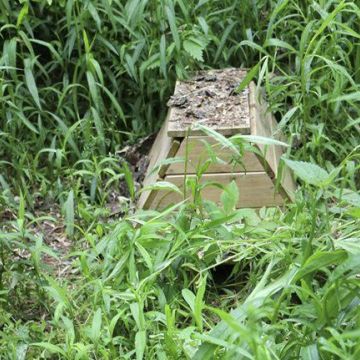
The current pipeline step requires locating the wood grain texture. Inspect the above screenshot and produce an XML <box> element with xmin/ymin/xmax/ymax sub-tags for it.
<box><xmin>149</xmin><ymin>172</ymin><xmax>285</xmax><ymax>209</ymax></box>
<box><xmin>139</xmin><ymin>77</ymin><xmax>296</xmax><ymax>210</ymax></box>
<box><xmin>166</xmin><ymin>136</ymin><xmax>264</xmax><ymax>175</ymax></box>
<box><xmin>249</xmin><ymin>82</ymin><xmax>278</xmax><ymax>176</ymax></box>
<box><xmin>167</xmin><ymin>124</ymin><xmax>251</xmax><ymax>138</ymax></box>
<box><xmin>137</xmin><ymin>115</ymin><xmax>180</xmax><ymax>209</ymax></box>
<box><xmin>249</xmin><ymin>82</ymin><xmax>296</xmax><ymax>200</ymax></box>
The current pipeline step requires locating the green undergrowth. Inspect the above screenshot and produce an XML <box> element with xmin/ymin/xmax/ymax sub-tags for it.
<box><xmin>0</xmin><ymin>0</ymin><xmax>359</xmax><ymax>359</ymax></box>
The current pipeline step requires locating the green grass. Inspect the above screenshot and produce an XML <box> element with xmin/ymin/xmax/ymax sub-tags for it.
<box><xmin>0</xmin><ymin>0</ymin><xmax>359</xmax><ymax>359</ymax></box>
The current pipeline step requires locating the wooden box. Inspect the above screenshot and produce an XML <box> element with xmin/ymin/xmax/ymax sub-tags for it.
<box><xmin>138</xmin><ymin>68</ymin><xmax>296</xmax><ymax>210</ymax></box>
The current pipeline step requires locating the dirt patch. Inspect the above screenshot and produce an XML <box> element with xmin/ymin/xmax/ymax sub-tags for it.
<box><xmin>167</xmin><ymin>68</ymin><xmax>251</xmax><ymax>137</ymax></box>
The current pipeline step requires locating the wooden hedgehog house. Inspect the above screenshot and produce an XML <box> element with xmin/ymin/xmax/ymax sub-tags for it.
<box><xmin>138</xmin><ymin>68</ymin><xmax>296</xmax><ymax>210</ymax></box>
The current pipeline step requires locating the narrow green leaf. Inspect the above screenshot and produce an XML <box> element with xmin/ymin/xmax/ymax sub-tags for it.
<box><xmin>142</xmin><ymin>181</ymin><xmax>183</xmax><ymax>195</ymax></box>
<box><xmin>236</xmin><ymin>62</ymin><xmax>260</xmax><ymax>93</ymax></box>
<box><xmin>86</xmin><ymin>71</ymin><xmax>99</xmax><ymax>108</ymax></box>
<box><xmin>231</xmin><ymin>134</ymin><xmax>289</xmax><ymax>147</ymax></box>
<box><xmin>295</xmin><ymin>250</ymin><xmax>347</xmax><ymax>281</ymax></box>
<box><xmin>165</xmin><ymin>5</ymin><xmax>180</xmax><ymax>51</ymax></box>
<box><xmin>160</xmin><ymin>34</ymin><xmax>167</xmax><ymax>78</ymax></box>
<box><xmin>16</xmin><ymin>111</ymin><xmax>39</xmax><ymax>134</ymax></box>
<box><xmin>196</xmin><ymin>124</ymin><xmax>240</xmax><ymax>156</ymax></box>
<box><xmin>16</xmin><ymin>3</ymin><xmax>28</xmax><ymax>28</ymax></box>
<box><xmin>194</xmin><ymin>275</ymin><xmax>207</xmax><ymax>331</ymax></box>
<box><xmin>88</xmin><ymin>2</ymin><xmax>102</xmax><ymax>31</ymax></box>
<box><xmin>24</xmin><ymin>58</ymin><xmax>41</xmax><ymax>109</ymax></box>
<box><xmin>32</xmin><ymin>343</ymin><xmax>66</xmax><ymax>356</ymax></box>
<box><xmin>64</xmin><ymin>190</ymin><xmax>74</xmax><ymax>237</ymax></box>
<box><xmin>330</xmin><ymin>92</ymin><xmax>360</xmax><ymax>103</ymax></box>
<box><xmin>264</xmin><ymin>38</ymin><xmax>296</xmax><ymax>52</ymax></box>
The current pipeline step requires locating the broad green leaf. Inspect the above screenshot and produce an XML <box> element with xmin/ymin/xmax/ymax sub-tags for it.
<box><xmin>90</xmin><ymin>308</ymin><xmax>102</xmax><ymax>343</ymax></box>
<box><xmin>341</xmin><ymin>189</ymin><xmax>360</xmax><ymax>206</ymax></box>
<box><xmin>130</xmin><ymin>302</ymin><xmax>145</xmax><ymax>330</ymax></box>
<box><xmin>182</xmin><ymin>289</ymin><xmax>196</xmax><ymax>313</ymax></box>
<box><xmin>135</xmin><ymin>330</ymin><xmax>146</xmax><ymax>360</ymax></box>
<box><xmin>16</xmin><ymin>344</ymin><xmax>28</xmax><ymax>360</ymax></box>
<box><xmin>300</xmin><ymin>344</ymin><xmax>320</xmax><ymax>360</ymax></box>
<box><xmin>220</xmin><ymin>180</ymin><xmax>239</xmax><ymax>214</ymax></box>
<box><xmin>283</xmin><ymin>158</ymin><xmax>329</xmax><ymax>186</ymax></box>
<box><xmin>61</xmin><ymin>316</ymin><xmax>75</xmax><ymax>344</ymax></box>
<box><xmin>183</xmin><ymin>38</ymin><xmax>205</xmax><ymax>62</ymax></box>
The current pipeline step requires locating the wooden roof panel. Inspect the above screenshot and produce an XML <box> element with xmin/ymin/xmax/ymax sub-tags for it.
<box><xmin>167</xmin><ymin>68</ymin><xmax>251</xmax><ymax>137</ymax></box>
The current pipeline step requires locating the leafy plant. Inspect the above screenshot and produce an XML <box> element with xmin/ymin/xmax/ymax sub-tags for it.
<box><xmin>0</xmin><ymin>0</ymin><xmax>359</xmax><ymax>359</ymax></box>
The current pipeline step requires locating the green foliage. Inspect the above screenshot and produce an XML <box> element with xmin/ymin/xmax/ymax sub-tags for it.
<box><xmin>0</xmin><ymin>0</ymin><xmax>359</xmax><ymax>359</ymax></box>
<box><xmin>0</xmin><ymin>0</ymin><xmax>359</xmax><ymax>194</ymax></box>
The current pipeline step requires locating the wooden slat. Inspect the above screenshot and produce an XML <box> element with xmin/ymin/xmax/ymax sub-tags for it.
<box><xmin>167</xmin><ymin>124</ymin><xmax>251</xmax><ymax>137</ymax></box>
<box><xmin>249</xmin><ymin>82</ymin><xmax>296</xmax><ymax>200</ymax></box>
<box><xmin>149</xmin><ymin>172</ymin><xmax>285</xmax><ymax>209</ymax></box>
<box><xmin>166</xmin><ymin>136</ymin><xmax>264</xmax><ymax>175</ymax></box>
<box><xmin>249</xmin><ymin>82</ymin><xmax>278</xmax><ymax>177</ymax></box>
<box><xmin>137</xmin><ymin>115</ymin><xmax>180</xmax><ymax>209</ymax></box>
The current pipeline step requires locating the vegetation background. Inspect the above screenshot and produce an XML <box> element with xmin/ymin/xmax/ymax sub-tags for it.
<box><xmin>0</xmin><ymin>0</ymin><xmax>359</xmax><ymax>359</ymax></box>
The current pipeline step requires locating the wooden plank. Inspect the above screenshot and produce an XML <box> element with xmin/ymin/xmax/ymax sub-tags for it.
<box><xmin>269</xmin><ymin>122</ymin><xmax>297</xmax><ymax>201</ymax></box>
<box><xmin>167</xmin><ymin>123</ymin><xmax>251</xmax><ymax>137</ymax></box>
<box><xmin>249</xmin><ymin>82</ymin><xmax>296</xmax><ymax>200</ymax></box>
<box><xmin>249</xmin><ymin>82</ymin><xmax>278</xmax><ymax>177</ymax></box>
<box><xmin>137</xmin><ymin>115</ymin><xmax>180</xmax><ymax>209</ymax></box>
<box><xmin>149</xmin><ymin>172</ymin><xmax>285</xmax><ymax>209</ymax></box>
<box><xmin>145</xmin><ymin>112</ymin><xmax>172</xmax><ymax>177</ymax></box>
<box><xmin>167</xmin><ymin>69</ymin><xmax>251</xmax><ymax>137</ymax></box>
<box><xmin>166</xmin><ymin>136</ymin><xmax>264</xmax><ymax>175</ymax></box>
